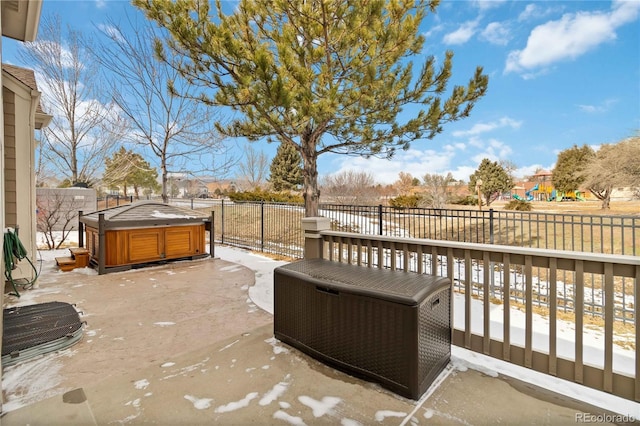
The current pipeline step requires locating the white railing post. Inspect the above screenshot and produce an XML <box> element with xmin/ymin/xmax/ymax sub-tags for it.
<box><xmin>302</xmin><ymin>217</ymin><xmax>331</xmax><ymax>260</ymax></box>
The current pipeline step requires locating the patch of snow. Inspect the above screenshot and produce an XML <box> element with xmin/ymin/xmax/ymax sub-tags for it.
<box><xmin>218</xmin><ymin>339</ymin><xmax>240</xmax><ymax>352</ymax></box>
<box><xmin>125</xmin><ymin>398</ymin><xmax>141</xmax><ymax>408</ymax></box>
<box><xmin>341</xmin><ymin>419</ymin><xmax>362</xmax><ymax>426</ymax></box>
<box><xmin>184</xmin><ymin>394</ymin><xmax>213</xmax><ymax>410</ymax></box>
<box><xmin>151</xmin><ymin>210</ymin><xmax>194</xmax><ymax>219</ymax></box>
<box><xmin>160</xmin><ymin>362</ymin><xmax>175</xmax><ymax>368</ymax></box>
<box><xmin>298</xmin><ymin>395</ymin><xmax>341</xmax><ymax>418</ymax></box>
<box><xmin>452</xmin><ymin>347</ymin><xmax>640</xmax><ymax>418</ymax></box>
<box><xmin>375</xmin><ymin>410</ymin><xmax>407</xmax><ymax>421</ymax></box>
<box><xmin>273</xmin><ymin>410</ymin><xmax>306</xmax><ymax>426</ymax></box>
<box><xmin>214</xmin><ymin>392</ymin><xmax>259</xmax><ymax>413</ymax></box>
<box><xmin>264</xmin><ymin>337</ymin><xmax>290</xmax><ymax>355</ymax></box>
<box><xmin>214</xmin><ymin>245</ymin><xmax>288</xmax><ymax>315</ymax></box>
<box><xmin>1</xmin><ymin>351</ymin><xmax>71</xmax><ymax>412</ymax></box>
<box><xmin>279</xmin><ymin>401</ymin><xmax>291</xmax><ymax>409</ymax></box>
<box><xmin>220</xmin><ymin>265</ymin><xmax>244</xmax><ymax>272</ymax></box>
<box><xmin>424</xmin><ymin>409</ymin><xmax>434</xmax><ymax>419</ymax></box>
<box><xmin>161</xmin><ymin>358</ymin><xmax>210</xmax><ymax>380</ymax></box>
<box><xmin>259</xmin><ymin>380</ymin><xmax>290</xmax><ymax>406</ymax></box>
<box><xmin>153</xmin><ymin>322</ymin><xmax>175</xmax><ymax>327</ymax></box>
<box><xmin>134</xmin><ymin>379</ymin><xmax>150</xmax><ymax>390</ymax></box>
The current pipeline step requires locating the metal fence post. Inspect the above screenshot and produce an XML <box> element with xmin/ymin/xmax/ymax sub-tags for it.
<box><xmin>98</xmin><ymin>213</ymin><xmax>106</xmax><ymax>275</ymax></box>
<box><xmin>221</xmin><ymin>199</ymin><xmax>225</xmax><ymax>245</ymax></box>
<box><xmin>261</xmin><ymin>200</ymin><xmax>265</xmax><ymax>252</ymax></box>
<box><xmin>214</xmin><ymin>210</ymin><xmax>216</xmax><ymax>257</ymax></box>
<box><xmin>489</xmin><ymin>208</ymin><xmax>494</xmax><ymax>244</ymax></box>
<box><xmin>378</xmin><ymin>204</ymin><xmax>383</xmax><ymax>236</ymax></box>
<box><xmin>191</xmin><ymin>198</ymin><xmax>194</xmax><ymax>210</ymax></box>
<box><xmin>78</xmin><ymin>210</ymin><xmax>84</xmax><ymax>248</ymax></box>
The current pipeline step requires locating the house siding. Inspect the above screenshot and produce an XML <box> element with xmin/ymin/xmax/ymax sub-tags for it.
<box><xmin>3</xmin><ymin>87</ymin><xmax>16</xmax><ymax>227</ymax></box>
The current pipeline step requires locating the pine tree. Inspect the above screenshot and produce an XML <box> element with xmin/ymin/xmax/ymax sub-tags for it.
<box><xmin>269</xmin><ymin>142</ymin><xmax>303</xmax><ymax>192</ymax></box>
<box><xmin>468</xmin><ymin>159</ymin><xmax>513</xmax><ymax>206</ymax></box>
<box><xmin>104</xmin><ymin>147</ymin><xmax>160</xmax><ymax>198</ymax></box>
<box><xmin>552</xmin><ymin>145</ymin><xmax>595</xmax><ymax>193</ymax></box>
<box><xmin>135</xmin><ymin>0</ymin><xmax>489</xmax><ymax>216</ymax></box>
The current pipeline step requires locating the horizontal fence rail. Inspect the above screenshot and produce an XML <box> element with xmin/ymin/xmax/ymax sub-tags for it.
<box><xmin>320</xmin><ymin>204</ymin><xmax>639</xmax><ymax>256</ymax></box>
<box><xmin>316</xmin><ymin>230</ymin><xmax>640</xmax><ymax>402</ymax></box>
<box><xmin>176</xmin><ymin>200</ymin><xmax>639</xmax><ymax>258</ymax></box>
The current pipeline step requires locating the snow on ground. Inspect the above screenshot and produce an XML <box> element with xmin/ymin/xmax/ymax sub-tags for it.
<box><xmin>8</xmin><ymin>232</ymin><xmax>639</xmax><ymax>417</ymax></box>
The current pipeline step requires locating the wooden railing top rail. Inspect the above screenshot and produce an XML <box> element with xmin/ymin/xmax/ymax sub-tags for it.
<box><xmin>320</xmin><ymin>230</ymin><xmax>640</xmax><ymax>276</ymax></box>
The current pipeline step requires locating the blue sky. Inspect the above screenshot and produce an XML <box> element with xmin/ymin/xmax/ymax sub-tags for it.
<box><xmin>4</xmin><ymin>0</ymin><xmax>640</xmax><ymax>185</ymax></box>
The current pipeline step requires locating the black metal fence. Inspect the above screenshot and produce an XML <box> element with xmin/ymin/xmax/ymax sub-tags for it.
<box><xmin>320</xmin><ymin>204</ymin><xmax>639</xmax><ymax>256</ymax></box>
<box><xmin>178</xmin><ymin>200</ymin><xmax>639</xmax><ymax>259</ymax></box>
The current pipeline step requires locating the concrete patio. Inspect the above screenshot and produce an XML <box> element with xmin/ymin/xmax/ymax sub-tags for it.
<box><xmin>1</xmin><ymin>254</ymin><xmax>624</xmax><ymax>425</ymax></box>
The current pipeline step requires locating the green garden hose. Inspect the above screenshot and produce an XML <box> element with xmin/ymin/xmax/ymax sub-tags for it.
<box><xmin>3</xmin><ymin>228</ymin><xmax>39</xmax><ymax>297</ymax></box>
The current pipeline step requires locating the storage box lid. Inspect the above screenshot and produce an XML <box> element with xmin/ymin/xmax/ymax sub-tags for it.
<box><xmin>275</xmin><ymin>259</ymin><xmax>450</xmax><ymax>306</ymax></box>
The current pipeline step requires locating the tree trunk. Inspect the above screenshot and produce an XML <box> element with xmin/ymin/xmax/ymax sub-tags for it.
<box><xmin>161</xmin><ymin>152</ymin><xmax>168</xmax><ymax>204</ymax></box>
<box><xmin>590</xmin><ymin>186</ymin><xmax>612</xmax><ymax>210</ymax></box>
<box><xmin>301</xmin><ymin>135</ymin><xmax>320</xmax><ymax>217</ymax></box>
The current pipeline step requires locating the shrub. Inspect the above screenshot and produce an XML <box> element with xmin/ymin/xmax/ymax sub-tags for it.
<box><xmin>451</xmin><ymin>195</ymin><xmax>477</xmax><ymax>206</ymax></box>
<box><xmin>504</xmin><ymin>199</ymin><xmax>533</xmax><ymax>211</ymax></box>
<box><xmin>388</xmin><ymin>194</ymin><xmax>422</xmax><ymax>209</ymax></box>
<box><xmin>228</xmin><ymin>189</ymin><xmax>303</xmax><ymax>204</ymax></box>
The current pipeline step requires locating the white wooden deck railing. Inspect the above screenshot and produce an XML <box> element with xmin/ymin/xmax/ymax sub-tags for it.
<box><xmin>301</xmin><ymin>218</ymin><xmax>639</xmax><ymax>402</ymax></box>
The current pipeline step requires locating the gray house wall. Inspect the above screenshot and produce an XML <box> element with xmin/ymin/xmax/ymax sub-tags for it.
<box><xmin>36</xmin><ymin>187</ymin><xmax>97</xmax><ymax>231</ymax></box>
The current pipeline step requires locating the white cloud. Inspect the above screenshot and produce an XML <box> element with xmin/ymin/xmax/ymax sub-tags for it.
<box><xmin>328</xmin><ymin>148</ymin><xmax>458</xmax><ymax>185</ymax></box>
<box><xmin>33</xmin><ymin>41</ymin><xmax>76</xmax><ymax>69</ymax></box>
<box><xmin>506</xmin><ymin>1</ymin><xmax>640</xmax><ymax>75</ymax></box>
<box><xmin>577</xmin><ymin>99</ymin><xmax>618</xmax><ymax>113</ymax></box>
<box><xmin>513</xmin><ymin>164</ymin><xmax>551</xmax><ymax>180</ymax></box>
<box><xmin>423</xmin><ymin>24</ymin><xmax>445</xmax><ymax>41</ymax></box>
<box><xmin>98</xmin><ymin>24</ymin><xmax>126</xmax><ymax>43</ymax></box>
<box><xmin>95</xmin><ymin>0</ymin><xmax>107</xmax><ymax>9</ymax></box>
<box><xmin>449</xmin><ymin>165</ymin><xmax>477</xmax><ymax>182</ymax></box>
<box><xmin>480</xmin><ymin>22</ymin><xmax>511</xmax><ymax>45</ymax></box>
<box><xmin>443</xmin><ymin>20</ymin><xmax>479</xmax><ymax>45</ymax></box>
<box><xmin>452</xmin><ymin>117</ymin><xmax>522</xmax><ymax>137</ymax></box>
<box><xmin>470</xmin><ymin>139</ymin><xmax>513</xmax><ymax>165</ymax></box>
<box><xmin>518</xmin><ymin>4</ymin><xmax>539</xmax><ymax>22</ymax></box>
<box><xmin>473</xmin><ymin>0</ymin><xmax>508</xmax><ymax>11</ymax></box>
<box><xmin>518</xmin><ymin>4</ymin><xmax>563</xmax><ymax>22</ymax></box>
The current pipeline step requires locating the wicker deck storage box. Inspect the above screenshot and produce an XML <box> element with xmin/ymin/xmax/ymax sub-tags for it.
<box><xmin>274</xmin><ymin>258</ymin><xmax>451</xmax><ymax>400</ymax></box>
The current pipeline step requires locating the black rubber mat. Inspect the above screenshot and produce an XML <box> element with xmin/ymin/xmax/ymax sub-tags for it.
<box><xmin>2</xmin><ymin>301</ymin><xmax>83</xmax><ymax>366</ymax></box>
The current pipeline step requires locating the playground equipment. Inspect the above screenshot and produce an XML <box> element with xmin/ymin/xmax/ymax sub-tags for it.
<box><xmin>524</xmin><ymin>184</ymin><xmax>538</xmax><ymax>201</ymax></box>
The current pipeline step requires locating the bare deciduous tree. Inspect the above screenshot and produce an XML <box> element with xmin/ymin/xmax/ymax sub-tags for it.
<box><xmin>236</xmin><ymin>144</ymin><xmax>269</xmax><ymax>190</ymax></box>
<box><xmin>394</xmin><ymin>172</ymin><xmax>415</xmax><ymax>196</ymax></box>
<box><xmin>36</xmin><ymin>192</ymin><xmax>85</xmax><ymax>249</ymax></box>
<box><xmin>321</xmin><ymin>170</ymin><xmax>379</xmax><ymax>205</ymax></box>
<box><xmin>90</xmin><ymin>15</ymin><xmax>233</xmax><ymax>203</ymax></box>
<box><xmin>581</xmin><ymin>136</ymin><xmax>640</xmax><ymax>209</ymax></box>
<box><xmin>20</xmin><ymin>14</ymin><xmax>125</xmax><ymax>185</ymax></box>
<box><xmin>422</xmin><ymin>173</ymin><xmax>455</xmax><ymax>209</ymax></box>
